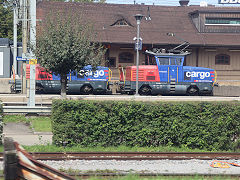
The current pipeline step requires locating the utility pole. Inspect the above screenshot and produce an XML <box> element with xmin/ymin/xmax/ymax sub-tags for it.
<box><xmin>28</xmin><ymin>0</ymin><xmax>36</xmax><ymax>107</ymax></box>
<box><xmin>22</xmin><ymin>0</ymin><xmax>28</xmax><ymax>94</ymax></box>
<box><xmin>13</xmin><ymin>1</ymin><xmax>18</xmax><ymax>75</ymax></box>
<box><xmin>134</xmin><ymin>14</ymin><xmax>143</xmax><ymax>96</ymax></box>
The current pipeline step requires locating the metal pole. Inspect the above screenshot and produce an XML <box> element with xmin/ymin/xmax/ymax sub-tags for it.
<box><xmin>135</xmin><ymin>19</ymin><xmax>140</xmax><ymax>96</ymax></box>
<box><xmin>29</xmin><ymin>0</ymin><xmax>36</xmax><ymax>50</ymax></box>
<box><xmin>28</xmin><ymin>0</ymin><xmax>36</xmax><ymax>107</ymax></box>
<box><xmin>13</xmin><ymin>6</ymin><xmax>18</xmax><ymax>75</ymax></box>
<box><xmin>22</xmin><ymin>0</ymin><xmax>27</xmax><ymax>54</ymax></box>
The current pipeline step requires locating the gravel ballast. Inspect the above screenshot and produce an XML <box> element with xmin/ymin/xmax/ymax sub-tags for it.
<box><xmin>1</xmin><ymin>159</ymin><xmax>240</xmax><ymax>175</ymax></box>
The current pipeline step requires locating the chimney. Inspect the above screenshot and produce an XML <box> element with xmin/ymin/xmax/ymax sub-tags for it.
<box><xmin>179</xmin><ymin>0</ymin><xmax>189</xmax><ymax>6</ymax></box>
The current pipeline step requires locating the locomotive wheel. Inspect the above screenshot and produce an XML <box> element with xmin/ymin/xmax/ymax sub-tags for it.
<box><xmin>80</xmin><ymin>85</ymin><xmax>93</xmax><ymax>95</ymax></box>
<box><xmin>36</xmin><ymin>85</ymin><xmax>45</xmax><ymax>94</ymax></box>
<box><xmin>139</xmin><ymin>85</ymin><xmax>152</xmax><ymax>96</ymax></box>
<box><xmin>187</xmin><ymin>86</ymin><xmax>199</xmax><ymax>96</ymax></box>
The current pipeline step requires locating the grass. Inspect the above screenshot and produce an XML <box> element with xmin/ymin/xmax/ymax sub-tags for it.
<box><xmin>86</xmin><ymin>175</ymin><xmax>240</xmax><ymax>180</ymax></box>
<box><xmin>30</xmin><ymin>118</ymin><xmax>51</xmax><ymax>132</ymax></box>
<box><xmin>3</xmin><ymin>115</ymin><xmax>52</xmax><ymax>132</ymax></box>
<box><xmin>21</xmin><ymin>144</ymin><xmax>236</xmax><ymax>153</ymax></box>
<box><xmin>2</xmin><ymin>143</ymin><xmax>236</xmax><ymax>154</ymax></box>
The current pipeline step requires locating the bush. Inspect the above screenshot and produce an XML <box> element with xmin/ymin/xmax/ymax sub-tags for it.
<box><xmin>0</xmin><ymin>101</ymin><xmax>3</xmax><ymax>145</ymax></box>
<box><xmin>51</xmin><ymin>100</ymin><xmax>240</xmax><ymax>151</ymax></box>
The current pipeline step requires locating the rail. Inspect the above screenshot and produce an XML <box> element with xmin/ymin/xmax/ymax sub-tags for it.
<box><xmin>0</xmin><ymin>152</ymin><xmax>240</xmax><ymax>161</ymax></box>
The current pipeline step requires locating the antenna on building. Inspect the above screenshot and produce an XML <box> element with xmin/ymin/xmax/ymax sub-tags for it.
<box><xmin>200</xmin><ymin>1</ymin><xmax>208</xmax><ymax>7</ymax></box>
<box><xmin>179</xmin><ymin>0</ymin><xmax>189</xmax><ymax>6</ymax></box>
<box><xmin>145</xmin><ymin>6</ymin><xmax>151</xmax><ymax>21</ymax></box>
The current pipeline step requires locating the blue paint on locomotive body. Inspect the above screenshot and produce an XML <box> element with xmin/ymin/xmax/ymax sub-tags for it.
<box><xmin>120</xmin><ymin>51</ymin><xmax>216</xmax><ymax>95</ymax></box>
<box><xmin>155</xmin><ymin>55</ymin><xmax>215</xmax><ymax>84</ymax></box>
<box><xmin>52</xmin><ymin>65</ymin><xmax>109</xmax><ymax>82</ymax></box>
<box><xmin>39</xmin><ymin>65</ymin><xmax>111</xmax><ymax>94</ymax></box>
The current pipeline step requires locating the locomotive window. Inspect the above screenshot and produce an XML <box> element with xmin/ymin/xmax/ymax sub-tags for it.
<box><xmin>158</xmin><ymin>58</ymin><xmax>169</xmax><ymax>65</ymax></box>
<box><xmin>215</xmin><ymin>54</ymin><xmax>230</xmax><ymax>65</ymax></box>
<box><xmin>176</xmin><ymin>58</ymin><xmax>182</xmax><ymax>65</ymax></box>
<box><xmin>170</xmin><ymin>59</ymin><xmax>176</xmax><ymax>65</ymax></box>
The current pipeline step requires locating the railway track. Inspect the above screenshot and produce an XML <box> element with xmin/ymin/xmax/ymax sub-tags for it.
<box><xmin>1</xmin><ymin>152</ymin><xmax>240</xmax><ymax>161</ymax></box>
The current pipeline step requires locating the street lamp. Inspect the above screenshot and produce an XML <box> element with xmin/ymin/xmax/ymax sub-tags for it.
<box><xmin>134</xmin><ymin>14</ymin><xmax>143</xmax><ymax>96</ymax></box>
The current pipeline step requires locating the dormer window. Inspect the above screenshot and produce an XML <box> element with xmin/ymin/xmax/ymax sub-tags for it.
<box><xmin>190</xmin><ymin>11</ymin><xmax>240</xmax><ymax>33</ymax></box>
<box><xmin>206</xmin><ymin>18</ymin><xmax>240</xmax><ymax>26</ymax></box>
<box><xmin>111</xmin><ymin>19</ymin><xmax>129</xmax><ymax>27</ymax></box>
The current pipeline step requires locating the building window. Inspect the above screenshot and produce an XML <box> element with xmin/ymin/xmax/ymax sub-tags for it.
<box><xmin>111</xmin><ymin>19</ymin><xmax>129</xmax><ymax>26</ymax></box>
<box><xmin>206</xmin><ymin>18</ymin><xmax>240</xmax><ymax>25</ymax></box>
<box><xmin>215</xmin><ymin>54</ymin><xmax>230</xmax><ymax>65</ymax></box>
<box><xmin>106</xmin><ymin>57</ymin><xmax>116</xmax><ymax>67</ymax></box>
<box><xmin>119</xmin><ymin>52</ymin><xmax>134</xmax><ymax>63</ymax></box>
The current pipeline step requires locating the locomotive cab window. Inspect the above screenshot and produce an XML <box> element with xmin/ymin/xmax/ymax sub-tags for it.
<box><xmin>158</xmin><ymin>57</ymin><xmax>182</xmax><ymax>65</ymax></box>
<box><xmin>158</xmin><ymin>58</ymin><xmax>169</xmax><ymax>65</ymax></box>
<box><xmin>215</xmin><ymin>54</ymin><xmax>230</xmax><ymax>65</ymax></box>
<box><xmin>176</xmin><ymin>58</ymin><xmax>183</xmax><ymax>65</ymax></box>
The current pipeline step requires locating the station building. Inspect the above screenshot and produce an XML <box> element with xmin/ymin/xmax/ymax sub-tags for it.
<box><xmin>37</xmin><ymin>1</ymin><xmax>240</xmax><ymax>86</ymax></box>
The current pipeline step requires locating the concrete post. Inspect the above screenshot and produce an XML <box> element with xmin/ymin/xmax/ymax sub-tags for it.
<box><xmin>13</xmin><ymin>6</ymin><xmax>18</xmax><ymax>75</ymax></box>
<box><xmin>28</xmin><ymin>0</ymin><xmax>36</xmax><ymax>107</ymax></box>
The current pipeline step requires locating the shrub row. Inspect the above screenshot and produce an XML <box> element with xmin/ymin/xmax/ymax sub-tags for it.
<box><xmin>0</xmin><ymin>101</ymin><xmax>2</xmax><ymax>145</ymax></box>
<box><xmin>52</xmin><ymin>100</ymin><xmax>240</xmax><ymax>151</ymax></box>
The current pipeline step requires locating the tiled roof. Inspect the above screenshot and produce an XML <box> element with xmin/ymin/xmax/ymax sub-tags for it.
<box><xmin>37</xmin><ymin>1</ymin><xmax>240</xmax><ymax>47</ymax></box>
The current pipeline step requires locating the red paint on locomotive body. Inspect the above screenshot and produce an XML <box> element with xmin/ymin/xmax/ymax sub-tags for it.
<box><xmin>125</xmin><ymin>65</ymin><xmax>160</xmax><ymax>82</ymax></box>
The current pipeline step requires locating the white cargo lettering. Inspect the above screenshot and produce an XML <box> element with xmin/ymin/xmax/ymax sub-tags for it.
<box><xmin>79</xmin><ymin>70</ymin><xmax>85</xmax><ymax>76</ymax></box>
<box><xmin>79</xmin><ymin>70</ymin><xmax>105</xmax><ymax>77</ymax></box>
<box><xmin>220</xmin><ymin>0</ymin><xmax>240</xmax><ymax>3</ymax></box>
<box><xmin>99</xmin><ymin>70</ymin><xmax>105</xmax><ymax>76</ymax></box>
<box><xmin>94</xmin><ymin>70</ymin><xmax>105</xmax><ymax>78</ymax></box>
<box><xmin>186</xmin><ymin>71</ymin><xmax>210</xmax><ymax>79</ymax></box>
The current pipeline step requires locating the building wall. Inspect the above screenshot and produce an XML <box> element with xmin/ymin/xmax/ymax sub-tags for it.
<box><xmin>185</xmin><ymin>48</ymin><xmax>240</xmax><ymax>85</ymax></box>
<box><xmin>0</xmin><ymin>46</ymin><xmax>23</xmax><ymax>78</ymax></box>
<box><xmin>198</xmin><ymin>48</ymin><xmax>240</xmax><ymax>82</ymax></box>
<box><xmin>0</xmin><ymin>46</ymin><xmax>11</xmax><ymax>78</ymax></box>
<box><xmin>108</xmin><ymin>45</ymin><xmax>145</xmax><ymax>80</ymax></box>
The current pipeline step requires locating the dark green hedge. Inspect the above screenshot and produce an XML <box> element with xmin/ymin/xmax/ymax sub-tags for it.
<box><xmin>0</xmin><ymin>101</ymin><xmax>2</xmax><ymax>145</ymax></box>
<box><xmin>52</xmin><ymin>100</ymin><xmax>240</xmax><ymax>151</ymax></box>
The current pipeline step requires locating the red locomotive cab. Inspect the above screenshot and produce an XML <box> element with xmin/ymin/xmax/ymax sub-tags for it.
<box><xmin>125</xmin><ymin>65</ymin><xmax>160</xmax><ymax>82</ymax></box>
<box><xmin>26</xmin><ymin>64</ymin><xmax>52</xmax><ymax>80</ymax></box>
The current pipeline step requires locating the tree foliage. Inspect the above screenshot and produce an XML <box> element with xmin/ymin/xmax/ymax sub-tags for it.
<box><xmin>52</xmin><ymin>100</ymin><xmax>240</xmax><ymax>151</ymax></box>
<box><xmin>0</xmin><ymin>0</ymin><xmax>22</xmax><ymax>40</ymax></box>
<box><xmin>35</xmin><ymin>12</ymin><xmax>106</xmax><ymax>98</ymax></box>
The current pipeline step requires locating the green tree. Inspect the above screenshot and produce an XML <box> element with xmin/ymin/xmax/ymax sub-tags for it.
<box><xmin>0</xmin><ymin>0</ymin><xmax>22</xmax><ymax>40</ymax></box>
<box><xmin>34</xmin><ymin>12</ymin><xmax>106</xmax><ymax>98</ymax></box>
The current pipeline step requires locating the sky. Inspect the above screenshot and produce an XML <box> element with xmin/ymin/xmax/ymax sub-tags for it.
<box><xmin>105</xmin><ymin>0</ymin><xmax>240</xmax><ymax>6</ymax></box>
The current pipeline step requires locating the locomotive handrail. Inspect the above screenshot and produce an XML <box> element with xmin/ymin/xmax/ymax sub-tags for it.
<box><xmin>213</xmin><ymin>70</ymin><xmax>218</xmax><ymax>87</ymax></box>
<box><xmin>109</xmin><ymin>68</ymin><xmax>112</xmax><ymax>81</ymax></box>
<box><xmin>145</xmin><ymin>50</ymin><xmax>191</xmax><ymax>56</ymax></box>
